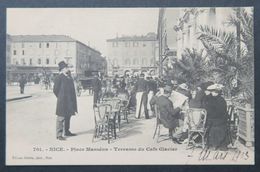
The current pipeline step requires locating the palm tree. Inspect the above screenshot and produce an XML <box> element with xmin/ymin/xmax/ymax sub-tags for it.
<box><xmin>173</xmin><ymin>48</ymin><xmax>208</xmax><ymax>88</ymax></box>
<box><xmin>227</xmin><ymin>8</ymin><xmax>254</xmax><ymax>104</ymax></box>
<box><xmin>198</xmin><ymin>25</ymin><xmax>238</xmax><ymax>95</ymax></box>
<box><xmin>198</xmin><ymin>8</ymin><xmax>254</xmax><ymax>105</ymax></box>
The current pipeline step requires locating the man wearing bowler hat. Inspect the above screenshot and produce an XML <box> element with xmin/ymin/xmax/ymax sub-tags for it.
<box><xmin>53</xmin><ymin>61</ymin><xmax>78</xmax><ymax>140</ymax></box>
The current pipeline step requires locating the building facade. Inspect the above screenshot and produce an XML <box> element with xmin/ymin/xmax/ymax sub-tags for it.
<box><xmin>7</xmin><ymin>35</ymin><xmax>106</xmax><ymax>82</ymax></box>
<box><xmin>106</xmin><ymin>33</ymin><xmax>157</xmax><ymax>76</ymax></box>
<box><xmin>174</xmin><ymin>8</ymin><xmax>234</xmax><ymax>59</ymax></box>
<box><xmin>6</xmin><ymin>34</ymin><xmax>12</xmax><ymax>82</ymax></box>
<box><xmin>157</xmin><ymin>8</ymin><xmax>236</xmax><ymax>77</ymax></box>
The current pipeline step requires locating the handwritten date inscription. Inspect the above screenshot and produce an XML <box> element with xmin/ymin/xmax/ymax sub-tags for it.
<box><xmin>198</xmin><ymin>148</ymin><xmax>249</xmax><ymax>161</ymax></box>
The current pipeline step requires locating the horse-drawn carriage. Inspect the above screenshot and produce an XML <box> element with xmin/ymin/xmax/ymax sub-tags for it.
<box><xmin>75</xmin><ymin>70</ymin><xmax>99</xmax><ymax>96</ymax></box>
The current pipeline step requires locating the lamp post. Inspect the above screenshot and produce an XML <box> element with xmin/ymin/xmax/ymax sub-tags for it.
<box><xmin>159</xmin><ymin>47</ymin><xmax>170</xmax><ymax>77</ymax></box>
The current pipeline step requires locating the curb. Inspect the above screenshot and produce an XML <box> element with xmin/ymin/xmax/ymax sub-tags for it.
<box><xmin>7</xmin><ymin>95</ymin><xmax>32</xmax><ymax>102</ymax></box>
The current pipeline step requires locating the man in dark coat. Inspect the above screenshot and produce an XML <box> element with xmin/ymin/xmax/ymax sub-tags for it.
<box><xmin>92</xmin><ymin>74</ymin><xmax>102</xmax><ymax>107</ymax></box>
<box><xmin>19</xmin><ymin>75</ymin><xmax>27</xmax><ymax>94</ymax></box>
<box><xmin>152</xmin><ymin>85</ymin><xmax>181</xmax><ymax>143</ymax></box>
<box><xmin>53</xmin><ymin>61</ymin><xmax>78</xmax><ymax>140</ymax></box>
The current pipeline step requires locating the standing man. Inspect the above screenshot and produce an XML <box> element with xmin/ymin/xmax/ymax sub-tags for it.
<box><xmin>19</xmin><ymin>75</ymin><xmax>27</xmax><ymax>94</ymax></box>
<box><xmin>147</xmin><ymin>76</ymin><xmax>158</xmax><ymax>116</ymax></box>
<box><xmin>134</xmin><ymin>73</ymin><xmax>149</xmax><ymax>119</ymax></box>
<box><xmin>53</xmin><ymin>61</ymin><xmax>78</xmax><ymax>141</ymax></box>
<box><xmin>92</xmin><ymin>73</ymin><xmax>102</xmax><ymax>107</ymax></box>
<box><xmin>146</xmin><ymin>75</ymin><xmax>157</xmax><ymax>117</ymax></box>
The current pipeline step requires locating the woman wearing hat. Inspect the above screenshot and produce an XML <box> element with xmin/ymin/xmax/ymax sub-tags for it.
<box><xmin>203</xmin><ymin>84</ymin><xmax>229</xmax><ymax>150</ymax></box>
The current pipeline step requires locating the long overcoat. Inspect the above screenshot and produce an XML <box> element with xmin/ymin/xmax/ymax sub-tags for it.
<box><xmin>53</xmin><ymin>73</ymin><xmax>78</xmax><ymax>117</ymax></box>
<box><xmin>202</xmin><ymin>95</ymin><xmax>229</xmax><ymax>148</ymax></box>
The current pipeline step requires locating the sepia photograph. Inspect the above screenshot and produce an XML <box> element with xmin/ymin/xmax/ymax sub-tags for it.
<box><xmin>5</xmin><ymin>7</ymin><xmax>254</xmax><ymax>165</ymax></box>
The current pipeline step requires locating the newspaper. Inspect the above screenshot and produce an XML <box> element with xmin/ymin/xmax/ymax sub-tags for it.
<box><xmin>170</xmin><ymin>91</ymin><xmax>188</xmax><ymax>108</ymax></box>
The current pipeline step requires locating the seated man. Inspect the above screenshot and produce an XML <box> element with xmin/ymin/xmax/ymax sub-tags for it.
<box><xmin>153</xmin><ymin>85</ymin><xmax>182</xmax><ymax>144</ymax></box>
<box><xmin>149</xmin><ymin>87</ymin><xmax>163</xmax><ymax>117</ymax></box>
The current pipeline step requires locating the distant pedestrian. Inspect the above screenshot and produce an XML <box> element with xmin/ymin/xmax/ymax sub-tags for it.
<box><xmin>92</xmin><ymin>74</ymin><xmax>102</xmax><ymax>107</ymax></box>
<box><xmin>53</xmin><ymin>61</ymin><xmax>78</xmax><ymax>141</ymax></box>
<box><xmin>125</xmin><ymin>74</ymin><xmax>131</xmax><ymax>91</ymax></box>
<box><xmin>19</xmin><ymin>75</ymin><xmax>27</xmax><ymax>94</ymax></box>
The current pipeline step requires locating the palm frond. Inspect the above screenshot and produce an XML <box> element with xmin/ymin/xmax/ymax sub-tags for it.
<box><xmin>198</xmin><ymin>25</ymin><xmax>236</xmax><ymax>57</ymax></box>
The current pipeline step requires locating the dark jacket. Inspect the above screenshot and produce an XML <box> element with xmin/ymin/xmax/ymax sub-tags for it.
<box><xmin>19</xmin><ymin>77</ymin><xmax>27</xmax><ymax>87</ymax></box>
<box><xmin>155</xmin><ymin>95</ymin><xmax>181</xmax><ymax>129</ymax></box>
<box><xmin>203</xmin><ymin>95</ymin><xmax>228</xmax><ymax>121</ymax></box>
<box><xmin>189</xmin><ymin>90</ymin><xmax>205</xmax><ymax>108</ymax></box>
<box><xmin>148</xmin><ymin>80</ymin><xmax>157</xmax><ymax>94</ymax></box>
<box><xmin>134</xmin><ymin>78</ymin><xmax>148</xmax><ymax>93</ymax></box>
<box><xmin>92</xmin><ymin>77</ymin><xmax>102</xmax><ymax>92</ymax></box>
<box><xmin>53</xmin><ymin>73</ymin><xmax>78</xmax><ymax>117</ymax></box>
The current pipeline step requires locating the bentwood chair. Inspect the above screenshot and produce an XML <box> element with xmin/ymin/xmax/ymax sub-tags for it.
<box><xmin>118</xmin><ymin>94</ymin><xmax>131</xmax><ymax>124</ymax></box>
<box><xmin>152</xmin><ymin>105</ymin><xmax>171</xmax><ymax>143</ymax></box>
<box><xmin>101</xmin><ymin>98</ymin><xmax>122</xmax><ymax>130</ymax></box>
<box><xmin>227</xmin><ymin>104</ymin><xmax>238</xmax><ymax>146</ymax></box>
<box><xmin>186</xmin><ymin>108</ymin><xmax>207</xmax><ymax>149</ymax></box>
<box><xmin>153</xmin><ymin>105</ymin><xmax>161</xmax><ymax>142</ymax></box>
<box><xmin>93</xmin><ymin>104</ymin><xmax>116</xmax><ymax>144</ymax></box>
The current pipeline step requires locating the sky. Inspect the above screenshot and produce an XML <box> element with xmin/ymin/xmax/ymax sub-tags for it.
<box><xmin>7</xmin><ymin>8</ymin><xmax>159</xmax><ymax>56</ymax></box>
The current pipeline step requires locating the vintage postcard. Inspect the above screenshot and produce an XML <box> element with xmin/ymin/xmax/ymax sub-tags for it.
<box><xmin>6</xmin><ymin>7</ymin><xmax>254</xmax><ymax>165</ymax></box>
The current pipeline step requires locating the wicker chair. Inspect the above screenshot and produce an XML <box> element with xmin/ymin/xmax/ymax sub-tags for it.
<box><xmin>93</xmin><ymin>104</ymin><xmax>116</xmax><ymax>144</ymax></box>
<box><xmin>186</xmin><ymin>108</ymin><xmax>207</xmax><ymax>149</ymax></box>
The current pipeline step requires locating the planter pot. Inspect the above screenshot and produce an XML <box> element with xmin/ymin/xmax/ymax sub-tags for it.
<box><xmin>237</xmin><ymin>106</ymin><xmax>254</xmax><ymax>147</ymax></box>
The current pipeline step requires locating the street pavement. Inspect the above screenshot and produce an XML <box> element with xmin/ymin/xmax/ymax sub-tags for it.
<box><xmin>6</xmin><ymin>84</ymin><xmax>45</xmax><ymax>101</ymax></box>
<box><xmin>6</xmin><ymin>85</ymin><xmax>254</xmax><ymax>165</ymax></box>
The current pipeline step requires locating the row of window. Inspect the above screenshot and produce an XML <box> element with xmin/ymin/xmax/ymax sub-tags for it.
<box><xmin>13</xmin><ymin>49</ymin><xmax>71</xmax><ymax>56</ymax></box>
<box><xmin>13</xmin><ymin>58</ymin><xmax>53</xmax><ymax>65</ymax></box>
<box><xmin>13</xmin><ymin>42</ymin><xmax>74</xmax><ymax>49</ymax></box>
<box><xmin>112</xmin><ymin>41</ymin><xmax>147</xmax><ymax>47</ymax></box>
<box><xmin>39</xmin><ymin>43</ymin><xmax>50</xmax><ymax>48</ymax></box>
<box><xmin>13</xmin><ymin>50</ymin><xmax>24</xmax><ymax>55</ymax></box>
<box><xmin>112</xmin><ymin>58</ymin><xmax>154</xmax><ymax>66</ymax></box>
<box><xmin>16</xmin><ymin>42</ymin><xmax>51</xmax><ymax>49</ymax></box>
